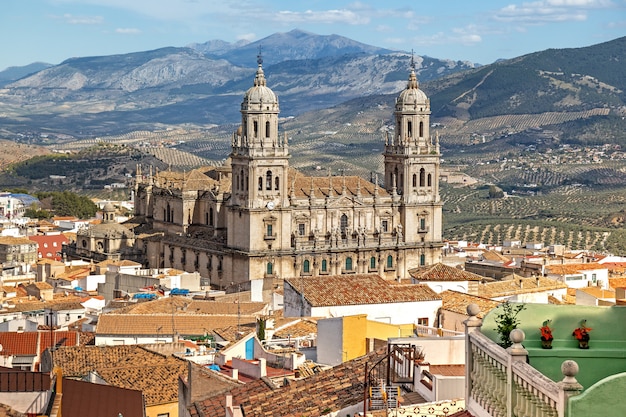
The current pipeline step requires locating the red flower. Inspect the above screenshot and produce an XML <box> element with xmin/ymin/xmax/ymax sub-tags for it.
<box><xmin>572</xmin><ymin>320</ymin><xmax>591</xmax><ymax>341</ymax></box>
<box><xmin>540</xmin><ymin>319</ymin><xmax>553</xmax><ymax>341</ymax></box>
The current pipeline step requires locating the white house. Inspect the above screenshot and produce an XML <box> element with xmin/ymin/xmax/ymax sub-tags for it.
<box><xmin>545</xmin><ymin>262</ymin><xmax>609</xmax><ymax>289</ymax></box>
<box><xmin>283</xmin><ymin>274</ymin><xmax>442</xmax><ymax>326</ymax></box>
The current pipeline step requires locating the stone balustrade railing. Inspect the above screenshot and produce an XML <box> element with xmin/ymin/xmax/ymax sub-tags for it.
<box><xmin>464</xmin><ymin>304</ymin><xmax>582</xmax><ymax>417</ymax></box>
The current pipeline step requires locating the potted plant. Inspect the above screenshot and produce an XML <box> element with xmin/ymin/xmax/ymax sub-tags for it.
<box><xmin>540</xmin><ymin>319</ymin><xmax>553</xmax><ymax>349</ymax></box>
<box><xmin>572</xmin><ymin>319</ymin><xmax>592</xmax><ymax>349</ymax></box>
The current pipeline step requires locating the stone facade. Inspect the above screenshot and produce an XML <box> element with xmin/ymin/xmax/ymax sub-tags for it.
<box><xmin>133</xmin><ymin>58</ymin><xmax>444</xmax><ymax>287</ymax></box>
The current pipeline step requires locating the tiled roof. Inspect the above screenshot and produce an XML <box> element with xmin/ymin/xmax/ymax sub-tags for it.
<box><xmin>2</xmin><ymin>294</ymin><xmax>84</xmax><ymax>313</ymax></box>
<box><xmin>51</xmin><ymin>345</ymin><xmax>186</xmax><ymax>407</ymax></box>
<box><xmin>285</xmin><ymin>274</ymin><xmax>441</xmax><ymax>307</ymax></box>
<box><xmin>273</xmin><ymin>318</ymin><xmax>318</xmax><ymax>339</ymax></box>
<box><xmin>577</xmin><ymin>287</ymin><xmax>615</xmax><ymax>299</ymax></box>
<box><xmin>30</xmin><ymin>282</ymin><xmax>53</xmax><ymax>290</ymax></box>
<box><xmin>545</xmin><ymin>262</ymin><xmax>607</xmax><ymax>275</ymax></box>
<box><xmin>96</xmin><ymin>314</ymin><xmax>258</xmax><ymax>336</ymax></box>
<box><xmin>428</xmin><ymin>364</ymin><xmax>465</xmax><ymax>376</ymax></box>
<box><xmin>108</xmin><ymin>297</ymin><xmax>267</xmax><ymax>316</ymax></box>
<box><xmin>440</xmin><ymin>290</ymin><xmax>501</xmax><ymax>318</ymax></box>
<box><xmin>0</xmin><ymin>236</ymin><xmax>34</xmax><ymax>245</ymax></box>
<box><xmin>409</xmin><ymin>263</ymin><xmax>483</xmax><ymax>282</ymax></box>
<box><xmin>478</xmin><ymin>276</ymin><xmax>567</xmax><ymax>298</ymax></box>
<box><xmin>287</xmin><ymin>171</ymin><xmax>390</xmax><ymax>199</ymax></box>
<box><xmin>481</xmin><ymin>250</ymin><xmax>511</xmax><ymax>263</ymax></box>
<box><xmin>190</xmin><ymin>349</ymin><xmax>386</xmax><ymax>417</ymax></box>
<box><xmin>97</xmin><ymin>361</ymin><xmax>187</xmax><ymax>406</ymax></box>
<box><xmin>609</xmin><ymin>278</ymin><xmax>626</xmax><ymax>290</ymax></box>
<box><xmin>0</xmin><ymin>331</ymin><xmax>78</xmax><ymax>356</ymax></box>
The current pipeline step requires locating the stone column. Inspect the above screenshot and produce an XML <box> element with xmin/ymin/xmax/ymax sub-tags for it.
<box><xmin>558</xmin><ymin>359</ymin><xmax>583</xmax><ymax>415</ymax></box>
<box><xmin>507</xmin><ymin>329</ymin><xmax>528</xmax><ymax>417</ymax></box>
<box><xmin>464</xmin><ymin>303</ymin><xmax>482</xmax><ymax>404</ymax></box>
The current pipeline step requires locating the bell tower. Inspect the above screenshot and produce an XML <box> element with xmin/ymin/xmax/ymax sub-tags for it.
<box><xmin>383</xmin><ymin>55</ymin><xmax>442</xmax><ymax>252</ymax></box>
<box><xmin>230</xmin><ymin>51</ymin><xmax>289</xmax><ymax>210</ymax></box>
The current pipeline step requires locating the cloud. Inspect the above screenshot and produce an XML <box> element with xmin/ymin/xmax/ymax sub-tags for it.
<box><xmin>115</xmin><ymin>28</ymin><xmax>141</xmax><ymax>34</ymax></box>
<box><xmin>493</xmin><ymin>0</ymin><xmax>614</xmax><ymax>23</ymax></box>
<box><xmin>274</xmin><ymin>9</ymin><xmax>370</xmax><ymax>25</ymax></box>
<box><xmin>236</xmin><ymin>33</ymin><xmax>256</xmax><ymax>42</ymax></box>
<box><xmin>62</xmin><ymin>13</ymin><xmax>104</xmax><ymax>25</ymax></box>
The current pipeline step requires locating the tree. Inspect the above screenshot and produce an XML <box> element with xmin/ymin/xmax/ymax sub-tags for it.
<box><xmin>35</xmin><ymin>191</ymin><xmax>98</xmax><ymax>219</ymax></box>
<box><xmin>494</xmin><ymin>302</ymin><xmax>526</xmax><ymax>348</ymax></box>
<box><xmin>488</xmin><ymin>185</ymin><xmax>505</xmax><ymax>199</ymax></box>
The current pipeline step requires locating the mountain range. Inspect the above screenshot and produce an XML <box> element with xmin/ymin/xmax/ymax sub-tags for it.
<box><xmin>0</xmin><ymin>29</ymin><xmax>476</xmax><ymax>138</ymax></box>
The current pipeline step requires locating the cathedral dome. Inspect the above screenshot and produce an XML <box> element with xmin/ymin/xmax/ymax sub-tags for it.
<box><xmin>242</xmin><ymin>59</ymin><xmax>278</xmax><ymax>111</ymax></box>
<box><xmin>396</xmin><ymin>69</ymin><xmax>428</xmax><ymax>106</ymax></box>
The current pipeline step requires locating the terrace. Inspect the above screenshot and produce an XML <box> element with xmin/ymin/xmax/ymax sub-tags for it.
<box><xmin>464</xmin><ymin>302</ymin><xmax>626</xmax><ymax>417</ymax></box>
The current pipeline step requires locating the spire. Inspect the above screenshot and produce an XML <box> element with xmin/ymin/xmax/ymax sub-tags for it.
<box><xmin>407</xmin><ymin>50</ymin><xmax>419</xmax><ymax>90</ymax></box>
<box><xmin>254</xmin><ymin>46</ymin><xmax>267</xmax><ymax>87</ymax></box>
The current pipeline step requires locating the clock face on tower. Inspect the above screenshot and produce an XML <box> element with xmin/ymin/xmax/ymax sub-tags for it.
<box><xmin>266</xmin><ymin>201</ymin><xmax>275</xmax><ymax>210</ymax></box>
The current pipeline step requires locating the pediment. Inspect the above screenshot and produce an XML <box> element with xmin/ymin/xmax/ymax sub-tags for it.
<box><xmin>326</xmin><ymin>195</ymin><xmax>364</xmax><ymax>208</ymax></box>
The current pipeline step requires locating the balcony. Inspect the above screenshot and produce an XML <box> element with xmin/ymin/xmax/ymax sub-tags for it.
<box><xmin>463</xmin><ymin>302</ymin><xmax>626</xmax><ymax>417</ymax></box>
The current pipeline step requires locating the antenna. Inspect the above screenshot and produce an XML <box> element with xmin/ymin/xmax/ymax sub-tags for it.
<box><xmin>410</xmin><ymin>49</ymin><xmax>416</xmax><ymax>70</ymax></box>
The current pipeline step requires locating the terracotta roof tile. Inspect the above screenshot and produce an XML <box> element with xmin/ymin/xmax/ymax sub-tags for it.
<box><xmin>109</xmin><ymin>297</ymin><xmax>267</xmax><ymax>316</ymax></box>
<box><xmin>440</xmin><ymin>290</ymin><xmax>501</xmax><ymax>318</ymax></box>
<box><xmin>577</xmin><ymin>287</ymin><xmax>615</xmax><ymax>299</ymax></box>
<box><xmin>96</xmin><ymin>314</ymin><xmax>257</xmax><ymax>336</ymax></box>
<box><xmin>545</xmin><ymin>262</ymin><xmax>607</xmax><ymax>275</ymax></box>
<box><xmin>478</xmin><ymin>276</ymin><xmax>567</xmax><ymax>298</ymax></box>
<box><xmin>285</xmin><ymin>274</ymin><xmax>441</xmax><ymax>307</ymax></box>
<box><xmin>409</xmin><ymin>263</ymin><xmax>483</xmax><ymax>282</ymax></box>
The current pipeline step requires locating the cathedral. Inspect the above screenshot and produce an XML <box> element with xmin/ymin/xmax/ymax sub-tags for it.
<box><xmin>132</xmin><ymin>57</ymin><xmax>443</xmax><ymax>289</ymax></box>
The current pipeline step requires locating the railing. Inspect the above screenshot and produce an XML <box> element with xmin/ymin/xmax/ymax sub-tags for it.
<box><xmin>465</xmin><ymin>304</ymin><xmax>581</xmax><ymax>417</ymax></box>
<box><xmin>415</xmin><ymin>324</ymin><xmax>464</xmax><ymax>337</ymax></box>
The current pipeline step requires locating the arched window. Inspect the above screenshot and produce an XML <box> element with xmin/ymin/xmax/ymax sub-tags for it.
<box><xmin>265</xmin><ymin>121</ymin><xmax>270</xmax><ymax>138</ymax></box>
<box><xmin>321</xmin><ymin>259</ymin><xmax>327</xmax><ymax>272</ymax></box>
<box><xmin>412</xmin><ymin>174</ymin><xmax>417</xmax><ymax>187</ymax></box>
<box><xmin>240</xmin><ymin>169</ymin><xmax>244</xmax><ymax>190</ymax></box>
<box><xmin>245</xmin><ymin>176</ymin><xmax>249</xmax><ymax>191</ymax></box>
<box><xmin>387</xmin><ymin>255</ymin><xmax>393</xmax><ymax>268</ymax></box>
<box><xmin>209</xmin><ymin>207</ymin><xmax>214</xmax><ymax>226</ymax></box>
<box><xmin>420</xmin><ymin>168</ymin><xmax>425</xmax><ymax>187</ymax></box>
<box><xmin>303</xmin><ymin>260</ymin><xmax>310</xmax><ymax>273</ymax></box>
<box><xmin>345</xmin><ymin>257</ymin><xmax>353</xmax><ymax>271</ymax></box>
<box><xmin>340</xmin><ymin>214</ymin><xmax>348</xmax><ymax>236</ymax></box>
<box><xmin>267</xmin><ymin>262</ymin><xmax>273</xmax><ymax>275</ymax></box>
<box><xmin>407</xmin><ymin>121</ymin><xmax>412</xmax><ymax>137</ymax></box>
<box><xmin>258</xmin><ymin>177</ymin><xmax>263</xmax><ymax>191</ymax></box>
<box><xmin>420</xmin><ymin>254</ymin><xmax>426</xmax><ymax>266</ymax></box>
<box><xmin>275</xmin><ymin>176</ymin><xmax>280</xmax><ymax>190</ymax></box>
<box><xmin>419</xmin><ymin>121</ymin><xmax>424</xmax><ymax>137</ymax></box>
<box><xmin>253</xmin><ymin>121</ymin><xmax>258</xmax><ymax>137</ymax></box>
<box><xmin>235</xmin><ymin>174</ymin><xmax>239</xmax><ymax>191</ymax></box>
<box><xmin>205</xmin><ymin>212</ymin><xmax>209</xmax><ymax>225</ymax></box>
<box><xmin>370</xmin><ymin>257</ymin><xmax>376</xmax><ymax>269</ymax></box>
<box><xmin>266</xmin><ymin>170</ymin><xmax>272</xmax><ymax>190</ymax></box>
<box><xmin>394</xmin><ymin>167</ymin><xmax>399</xmax><ymax>189</ymax></box>
<box><xmin>427</xmin><ymin>173</ymin><xmax>432</xmax><ymax>187</ymax></box>
<box><xmin>166</xmin><ymin>203</ymin><xmax>171</xmax><ymax>222</ymax></box>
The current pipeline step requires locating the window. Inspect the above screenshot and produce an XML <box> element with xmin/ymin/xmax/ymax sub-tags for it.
<box><xmin>417</xmin><ymin>317</ymin><xmax>429</xmax><ymax>326</ymax></box>
<box><xmin>266</xmin><ymin>170</ymin><xmax>272</xmax><ymax>190</ymax></box>
<box><xmin>420</xmin><ymin>254</ymin><xmax>426</xmax><ymax>266</ymax></box>
<box><xmin>265</xmin><ymin>121</ymin><xmax>271</xmax><ymax>138</ymax></box>
<box><xmin>592</xmin><ymin>273</ymin><xmax>597</xmax><ymax>283</ymax></box>
<box><xmin>420</xmin><ymin>218</ymin><xmax>426</xmax><ymax>231</ymax></box>
<box><xmin>258</xmin><ymin>177</ymin><xmax>263</xmax><ymax>191</ymax></box>
<box><xmin>65</xmin><ymin>313</ymin><xmax>70</xmax><ymax>322</ymax></box>
<box><xmin>53</xmin><ymin>242</ymin><xmax>57</xmax><ymax>247</ymax></box>
<box><xmin>419</xmin><ymin>121</ymin><xmax>424</xmax><ymax>137</ymax></box>
<box><xmin>345</xmin><ymin>257</ymin><xmax>353</xmax><ymax>271</ymax></box>
<box><xmin>321</xmin><ymin>259</ymin><xmax>327</xmax><ymax>272</ymax></box>
<box><xmin>420</xmin><ymin>168</ymin><xmax>425</xmax><ymax>187</ymax></box>
<box><xmin>412</xmin><ymin>174</ymin><xmax>417</xmax><ymax>187</ymax></box>
<box><xmin>381</xmin><ymin>220</ymin><xmax>388</xmax><ymax>233</ymax></box>
<box><xmin>427</xmin><ymin>173</ymin><xmax>432</xmax><ymax>187</ymax></box>
<box><xmin>407</xmin><ymin>121</ymin><xmax>412</xmax><ymax>137</ymax></box>
<box><xmin>303</xmin><ymin>260</ymin><xmax>310</xmax><ymax>273</ymax></box>
<box><xmin>267</xmin><ymin>262</ymin><xmax>273</xmax><ymax>275</ymax></box>
<box><xmin>387</xmin><ymin>255</ymin><xmax>393</xmax><ymax>268</ymax></box>
<box><xmin>340</xmin><ymin>214</ymin><xmax>348</xmax><ymax>236</ymax></box>
<box><xmin>157</xmin><ymin>413</ymin><xmax>170</xmax><ymax>417</ymax></box>
<box><xmin>275</xmin><ymin>176</ymin><xmax>280</xmax><ymax>190</ymax></box>
<box><xmin>298</xmin><ymin>223</ymin><xmax>305</xmax><ymax>236</ymax></box>
<box><xmin>209</xmin><ymin>208</ymin><xmax>214</xmax><ymax>226</ymax></box>
<box><xmin>266</xmin><ymin>224</ymin><xmax>273</xmax><ymax>237</ymax></box>
<box><xmin>253</xmin><ymin>121</ymin><xmax>258</xmax><ymax>137</ymax></box>
<box><xmin>370</xmin><ymin>257</ymin><xmax>376</xmax><ymax>269</ymax></box>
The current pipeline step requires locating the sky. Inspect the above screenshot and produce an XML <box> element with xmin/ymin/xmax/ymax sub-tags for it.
<box><xmin>2</xmin><ymin>0</ymin><xmax>625</xmax><ymax>71</ymax></box>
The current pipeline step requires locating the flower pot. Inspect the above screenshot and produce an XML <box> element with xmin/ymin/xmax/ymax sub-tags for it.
<box><xmin>578</xmin><ymin>339</ymin><xmax>589</xmax><ymax>349</ymax></box>
<box><xmin>541</xmin><ymin>339</ymin><xmax>553</xmax><ymax>349</ymax></box>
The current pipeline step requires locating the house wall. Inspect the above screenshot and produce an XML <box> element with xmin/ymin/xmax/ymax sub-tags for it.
<box><xmin>568</xmin><ymin>371</ymin><xmax>626</xmax><ymax>417</ymax></box>
<box><xmin>310</xmin><ymin>299</ymin><xmax>441</xmax><ymax>325</ymax></box>
<box><xmin>146</xmin><ymin>401</ymin><xmax>178</xmax><ymax>417</ymax></box>
<box><xmin>388</xmin><ymin>336</ymin><xmax>465</xmax><ymax>365</ymax></box>
<box><xmin>433</xmin><ymin>375</ymin><xmax>465</xmax><ymax>402</ymax></box>
<box><xmin>317</xmin><ymin>317</ymin><xmax>345</xmax><ymax>366</ymax></box>
<box><xmin>422</xmin><ymin>281</ymin><xmax>469</xmax><ymax>294</ymax></box>
<box><xmin>95</xmin><ymin>335</ymin><xmax>174</xmax><ymax>346</ymax></box>
<box><xmin>0</xmin><ymin>391</ymin><xmax>50</xmax><ymax>415</ymax></box>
